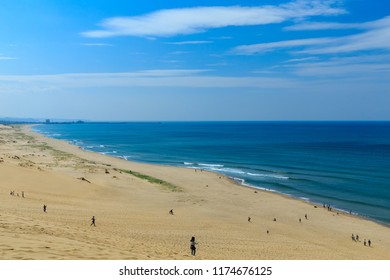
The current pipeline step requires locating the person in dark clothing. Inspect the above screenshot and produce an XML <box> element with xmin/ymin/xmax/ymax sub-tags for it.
<box><xmin>190</xmin><ymin>236</ymin><xmax>197</xmax><ymax>256</ymax></box>
<box><xmin>91</xmin><ymin>216</ymin><xmax>96</xmax><ymax>227</ymax></box>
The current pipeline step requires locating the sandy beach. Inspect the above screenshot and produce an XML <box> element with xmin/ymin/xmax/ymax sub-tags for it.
<box><xmin>0</xmin><ymin>124</ymin><xmax>389</xmax><ymax>260</ymax></box>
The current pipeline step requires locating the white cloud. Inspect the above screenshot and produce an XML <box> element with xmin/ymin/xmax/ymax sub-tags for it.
<box><xmin>167</xmin><ymin>41</ymin><xmax>213</xmax><ymax>45</ymax></box>
<box><xmin>169</xmin><ymin>51</ymin><xmax>191</xmax><ymax>55</ymax></box>
<box><xmin>0</xmin><ymin>70</ymin><xmax>299</xmax><ymax>94</ymax></box>
<box><xmin>81</xmin><ymin>1</ymin><xmax>344</xmax><ymax>38</ymax></box>
<box><xmin>211</xmin><ymin>36</ymin><xmax>233</xmax><ymax>40</ymax></box>
<box><xmin>0</xmin><ymin>55</ymin><xmax>17</xmax><ymax>60</ymax></box>
<box><xmin>303</xmin><ymin>27</ymin><xmax>390</xmax><ymax>54</ymax></box>
<box><xmin>285</xmin><ymin>55</ymin><xmax>390</xmax><ymax>76</ymax></box>
<box><xmin>81</xmin><ymin>43</ymin><xmax>113</xmax><ymax>47</ymax></box>
<box><xmin>232</xmin><ymin>15</ymin><xmax>390</xmax><ymax>55</ymax></box>
<box><xmin>295</xmin><ymin>62</ymin><xmax>390</xmax><ymax>76</ymax></box>
<box><xmin>231</xmin><ymin>38</ymin><xmax>335</xmax><ymax>54</ymax></box>
<box><xmin>285</xmin><ymin>21</ymin><xmax>364</xmax><ymax>31</ymax></box>
<box><xmin>285</xmin><ymin>15</ymin><xmax>390</xmax><ymax>31</ymax></box>
<box><xmin>283</xmin><ymin>57</ymin><xmax>319</xmax><ymax>63</ymax></box>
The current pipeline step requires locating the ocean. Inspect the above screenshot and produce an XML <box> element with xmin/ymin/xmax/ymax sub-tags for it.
<box><xmin>33</xmin><ymin>122</ymin><xmax>390</xmax><ymax>225</ymax></box>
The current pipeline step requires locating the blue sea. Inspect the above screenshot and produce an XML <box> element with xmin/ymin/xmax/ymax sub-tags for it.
<box><xmin>33</xmin><ymin>122</ymin><xmax>390</xmax><ymax>226</ymax></box>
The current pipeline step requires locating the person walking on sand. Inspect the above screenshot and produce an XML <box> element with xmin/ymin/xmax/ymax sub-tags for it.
<box><xmin>190</xmin><ymin>236</ymin><xmax>197</xmax><ymax>256</ymax></box>
<box><xmin>169</xmin><ymin>209</ymin><xmax>174</xmax><ymax>215</ymax></box>
<box><xmin>248</xmin><ymin>217</ymin><xmax>251</xmax><ymax>223</ymax></box>
<box><xmin>43</xmin><ymin>204</ymin><xmax>47</xmax><ymax>213</ymax></box>
<box><xmin>368</xmin><ymin>239</ymin><xmax>371</xmax><ymax>247</ymax></box>
<box><xmin>91</xmin><ymin>216</ymin><xmax>96</xmax><ymax>227</ymax></box>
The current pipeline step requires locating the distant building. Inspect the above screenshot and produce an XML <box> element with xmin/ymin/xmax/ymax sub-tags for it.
<box><xmin>45</xmin><ymin>119</ymin><xmax>50</xmax><ymax>123</ymax></box>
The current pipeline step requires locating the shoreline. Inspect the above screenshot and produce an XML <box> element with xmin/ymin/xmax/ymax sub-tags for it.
<box><xmin>29</xmin><ymin>124</ymin><xmax>390</xmax><ymax>229</ymax></box>
<box><xmin>1</xmin><ymin>123</ymin><xmax>389</xmax><ymax>259</ymax></box>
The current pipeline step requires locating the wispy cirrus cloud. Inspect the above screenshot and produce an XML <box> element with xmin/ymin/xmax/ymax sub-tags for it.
<box><xmin>167</xmin><ymin>41</ymin><xmax>213</xmax><ymax>45</ymax></box>
<box><xmin>81</xmin><ymin>43</ymin><xmax>113</xmax><ymax>47</ymax></box>
<box><xmin>81</xmin><ymin>1</ymin><xmax>344</xmax><ymax>38</ymax></box>
<box><xmin>285</xmin><ymin>21</ymin><xmax>364</xmax><ymax>31</ymax></box>
<box><xmin>0</xmin><ymin>69</ymin><xmax>299</xmax><ymax>94</ymax></box>
<box><xmin>231</xmin><ymin>38</ymin><xmax>335</xmax><ymax>54</ymax></box>
<box><xmin>0</xmin><ymin>53</ymin><xmax>17</xmax><ymax>60</ymax></box>
<box><xmin>285</xmin><ymin>55</ymin><xmax>390</xmax><ymax>77</ymax></box>
<box><xmin>232</xmin><ymin>15</ymin><xmax>390</xmax><ymax>55</ymax></box>
<box><xmin>285</xmin><ymin>15</ymin><xmax>390</xmax><ymax>31</ymax></box>
<box><xmin>283</xmin><ymin>57</ymin><xmax>319</xmax><ymax>63</ymax></box>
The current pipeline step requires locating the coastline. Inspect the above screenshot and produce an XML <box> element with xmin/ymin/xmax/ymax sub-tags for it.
<box><xmin>0</xmin><ymin>123</ymin><xmax>389</xmax><ymax>259</ymax></box>
<box><xmin>30</xmin><ymin>123</ymin><xmax>390</xmax><ymax>228</ymax></box>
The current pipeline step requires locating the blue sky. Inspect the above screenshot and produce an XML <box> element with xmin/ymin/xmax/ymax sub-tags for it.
<box><xmin>0</xmin><ymin>0</ymin><xmax>389</xmax><ymax>121</ymax></box>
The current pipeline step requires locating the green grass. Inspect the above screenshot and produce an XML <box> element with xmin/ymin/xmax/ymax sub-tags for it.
<box><xmin>29</xmin><ymin>142</ymin><xmax>50</xmax><ymax>151</ymax></box>
<box><xmin>115</xmin><ymin>168</ymin><xmax>182</xmax><ymax>192</ymax></box>
<box><xmin>13</xmin><ymin>132</ymin><xmax>35</xmax><ymax>142</ymax></box>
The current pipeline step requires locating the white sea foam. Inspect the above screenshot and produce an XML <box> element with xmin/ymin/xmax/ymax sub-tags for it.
<box><xmin>183</xmin><ymin>162</ymin><xmax>194</xmax><ymax>165</ymax></box>
<box><xmin>247</xmin><ymin>172</ymin><xmax>289</xmax><ymax>180</ymax></box>
<box><xmin>232</xmin><ymin>177</ymin><xmax>245</xmax><ymax>184</ymax></box>
<box><xmin>204</xmin><ymin>167</ymin><xmax>245</xmax><ymax>175</ymax></box>
<box><xmin>299</xmin><ymin>196</ymin><xmax>310</xmax><ymax>202</ymax></box>
<box><xmin>117</xmin><ymin>155</ymin><xmax>131</xmax><ymax>161</ymax></box>
<box><xmin>103</xmin><ymin>151</ymin><xmax>118</xmax><ymax>155</ymax></box>
<box><xmin>69</xmin><ymin>140</ymin><xmax>83</xmax><ymax>146</ymax></box>
<box><xmin>198</xmin><ymin>163</ymin><xmax>224</xmax><ymax>167</ymax></box>
<box><xmin>197</xmin><ymin>165</ymin><xmax>288</xmax><ymax>179</ymax></box>
<box><xmin>235</xmin><ymin>179</ymin><xmax>279</xmax><ymax>193</ymax></box>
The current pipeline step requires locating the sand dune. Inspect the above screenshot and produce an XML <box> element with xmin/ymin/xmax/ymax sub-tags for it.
<box><xmin>0</xmin><ymin>124</ymin><xmax>389</xmax><ymax>259</ymax></box>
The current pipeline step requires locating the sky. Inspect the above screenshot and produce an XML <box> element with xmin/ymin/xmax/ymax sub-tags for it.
<box><xmin>0</xmin><ymin>0</ymin><xmax>390</xmax><ymax>121</ymax></box>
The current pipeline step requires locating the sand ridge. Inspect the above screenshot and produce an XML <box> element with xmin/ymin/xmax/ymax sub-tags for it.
<box><xmin>0</xmin><ymin>124</ymin><xmax>389</xmax><ymax>259</ymax></box>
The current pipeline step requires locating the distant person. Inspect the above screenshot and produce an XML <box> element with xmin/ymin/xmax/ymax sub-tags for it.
<box><xmin>190</xmin><ymin>236</ymin><xmax>197</xmax><ymax>256</ymax></box>
<box><xmin>169</xmin><ymin>209</ymin><xmax>174</xmax><ymax>215</ymax></box>
<box><xmin>91</xmin><ymin>216</ymin><xmax>96</xmax><ymax>227</ymax></box>
<box><xmin>273</xmin><ymin>218</ymin><xmax>276</xmax><ymax>222</ymax></box>
<box><xmin>351</xmin><ymin>234</ymin><xmax>355</xmax><ymax>241</ymax></box>
<box><xmin>43</xmin><ymin>204</ymin><xmax>47</xmax><ymax>213</ymax></box>
<box><xmin>356</xmin><ymin>235</ymin><xmax>359</xmax><ymax>241</ymax></box>
<box><xmin>364</xmin><ymin>239</ymin><xmax>367</xmax><ymax>246</ymax></box>
<box><xmin>22</xmin><ymin>191</ymin><xmax>25</xmax><ymax>198</ymax></box>
<box><xmin>248</xmin><ymin>217</ymin><xmax>251</xmax><ymax>223</ymax></box>
<box><xmin>305</xmin><ymin>214</ymin><xmax>307</xmax><ymax>220</ymax></box>
<box><xmin>266</xmin><ymin>230</ymin><xmax>269</xmax><ymax>234</ymax></box>
<box><xmin>299</xmin><ymin>218</ymin><xmax>301</xmax><ymax>223</ymax></box>
<box><xmin>368</xmin><ymin>239</ymin><xmax>371</xmax><ymax>247</ymax></box>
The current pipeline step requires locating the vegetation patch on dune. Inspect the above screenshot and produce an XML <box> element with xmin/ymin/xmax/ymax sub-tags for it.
<box><xmin>115</xmin><ymin>168</ymin><xmax>182</xmax><ymax>192</ymax></box>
